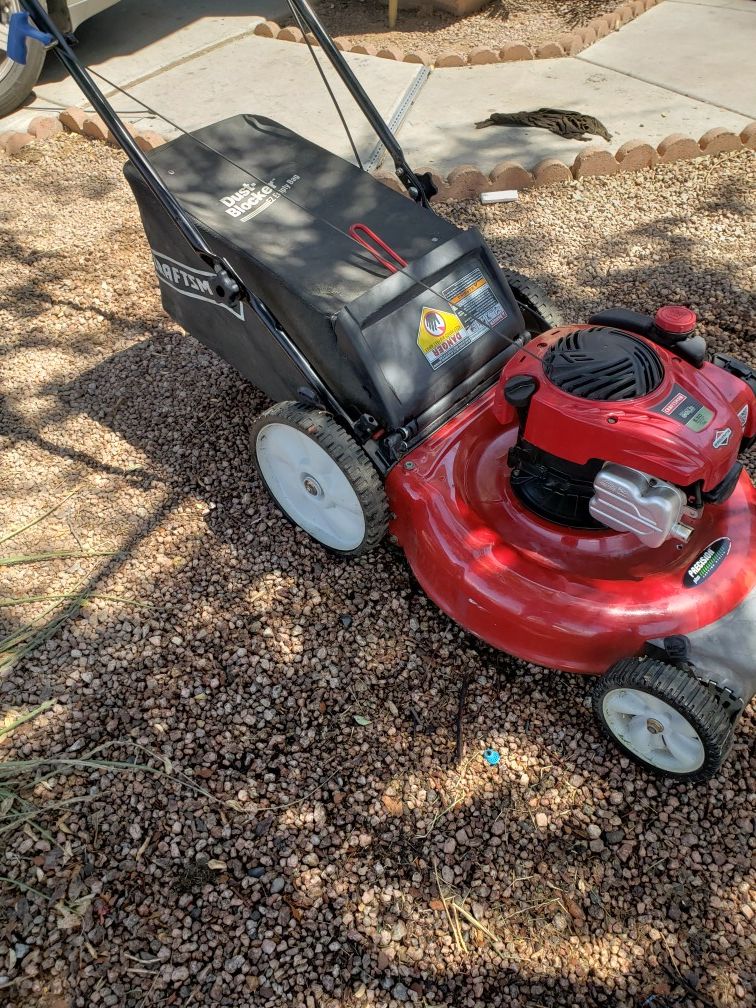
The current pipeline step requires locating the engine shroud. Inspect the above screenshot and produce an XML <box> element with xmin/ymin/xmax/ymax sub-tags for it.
<box><xmin>542</xmin><ymin>327</ymin><xmax>664</xmax><ymax>401</ymax></box>
<box><xmin>494</xmin><ymin>326</ymin><xmax>753</xmax><ymax>529</ymax></box>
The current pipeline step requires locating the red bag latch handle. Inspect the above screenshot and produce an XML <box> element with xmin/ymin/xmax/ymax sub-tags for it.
<box><xmin>349</xmin><ymin>223</ymin><xmax>408</xmax><ymax>274</ymax></box>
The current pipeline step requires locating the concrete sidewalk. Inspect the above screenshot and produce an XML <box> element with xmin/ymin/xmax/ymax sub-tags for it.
<box><xmin>117</xmin><ymin>37</ymin><xmax>424</xmax><ymax>164</ymax></box>
<box><xmin>2</xmin><ymin>0</ymin><xmax>754</xmax><ymax>175</ymax></box>
<box><xmin>396</xmin><ymin>56</ymin><xmax>751</xmax><ymax>177</ymax></box>
<box><xmin>579</xmin><ymin>0</ymin><xmax>756</xmax><ymax>117</ymax></box>
<box><xmin>0</xmin><ymin>0</ymin><xmax>291</xmax><ymax>132</ymax></box>
<box><xmin>0</xmin><ymin>0</ymin><xmax>423</xmax><ymax>164</ymax></box>
<box><xmin>397</xmin><ymin>0</ymin><xmax>756</xmax><ymax>175</ymax></box>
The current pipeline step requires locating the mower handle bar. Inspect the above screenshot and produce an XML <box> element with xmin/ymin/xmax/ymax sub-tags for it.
<box><xmin>17</xmin><ymin>0</ymin><xmax>242</xmax><ymax>303</ymax></box>
<box><xmin>286</xmin><ymin>0</ymin><xmax>436</xmax><ymax>206</ymax></box>
<box><xmin>17</xmin><ymin>0</ymin><xmax>356</xmax><ymax>433</ymax></box>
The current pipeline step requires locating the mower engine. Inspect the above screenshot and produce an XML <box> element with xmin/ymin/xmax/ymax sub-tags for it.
<box><xmin>494</xmin><ymin>307</ymin><xmax>756</xmax><ymax>548</ymax></box>
<box><xmin>387</xmin><ymin>302</ymin><xmax>756</xmax><ymax>781</ymax></box>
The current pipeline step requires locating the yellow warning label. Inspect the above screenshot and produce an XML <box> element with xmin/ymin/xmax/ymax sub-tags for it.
<box><xmin>447</xmin><ymin>276</ymin><xmax>487</xmax><ymax>306</ymax></box>
<box><xmin>417</xmin><ymin>307</ymin><xmax>469</xmax><ymax>370</ymax></box>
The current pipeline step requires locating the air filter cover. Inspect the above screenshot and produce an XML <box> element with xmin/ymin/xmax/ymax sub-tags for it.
<box><xmin>543</xmin><ymin>326</ymin><xmax>664</xmax><ymax>401</ymax></box>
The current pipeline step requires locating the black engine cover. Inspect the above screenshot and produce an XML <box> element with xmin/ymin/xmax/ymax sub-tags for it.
<box><xmin>509</xmin><ymin>441</ymin><xmax>603</xmax><ymax>528</ymax></box>
<box><xmin>511</xmin><ymin>326</ymin><xmax>668</xmax><ymax>526</ymax></box>
<box><xmin>543</xmin><ymin>327</ymin><xmax>664</xmax><ymax>400</ymax></box>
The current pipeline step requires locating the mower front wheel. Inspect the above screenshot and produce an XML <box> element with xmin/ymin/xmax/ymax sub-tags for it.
<box><xmin>251</xmin><ymin>402</ymin><xmax>388</xmax><ymax>557</ymax></box>
<box><xmin>592</xmin><ymin>658</ymin><xmax>737</xmax><ymax>782</ymax></box>
<box><xmin>502</xmin><ymin>268</ymin><xmax>564</xmax><ymax>335</ymax></box>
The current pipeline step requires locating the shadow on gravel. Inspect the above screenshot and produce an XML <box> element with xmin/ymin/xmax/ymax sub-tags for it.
<box><xmin>3</xmin><ymin>174</ymin><xmax>754</xmax><ymax>1005</ymax></box>
<box><xmin>5</xmin><ymin>547</ymin><xmax>748</xmax><ymax>1006</ymax></box>
<box><xmin>3</xmin><ymin>390</ymin><xmax>751</xmax><ymax>1004</ymax></box>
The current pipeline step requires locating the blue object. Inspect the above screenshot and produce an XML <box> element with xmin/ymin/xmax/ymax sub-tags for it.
<box><xmin>483</xmin><ymin>748</ymin><xmax>500</xmax><ymax>766</ymax></box>
<box><xmin>8</xmin><ymin>12</ymin><xmax>54</xmax><ymax>66</ymax></box>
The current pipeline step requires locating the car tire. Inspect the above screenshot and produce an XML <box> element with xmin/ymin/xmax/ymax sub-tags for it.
<box><xmin>0</xmin><ymin>0</ymin><xmax>47</xmax><ymax>118</ymax></box>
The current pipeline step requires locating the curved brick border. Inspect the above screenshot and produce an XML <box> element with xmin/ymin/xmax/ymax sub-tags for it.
<box><xmin>0</xmin><ymin>110</ymin><xmax>167</xmax><ymax>157</ymax></box>
<box><xmin>1</xmin><ymin>111</ymin><xmax>754</xmax><ymax>204</ymax></box>
<box><xmin>373</xmin><ymin>126</ymin><xmax>756</xmax><ymax>201</ymax></box>
<box><xmin>254</xmin><ymin>0</ymin><xmax>663</xmax><ymax>67</ymax></box>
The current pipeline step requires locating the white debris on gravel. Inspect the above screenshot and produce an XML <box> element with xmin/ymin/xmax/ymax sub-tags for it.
<box><xmin>0</xmin><ymin>134</ymin><xmax>754</xmax><ymax>1008</ymax></box>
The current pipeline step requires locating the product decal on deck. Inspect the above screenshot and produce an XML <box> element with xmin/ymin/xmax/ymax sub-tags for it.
<box><xmin>152</xmin><ymin>251</ymin><xmax>245</xmax><ymax>320</ymax></box>
<box><xmin>683</xmin><ymin>538</ymin><xmax>731</xmax><ymax>588</ymax></box>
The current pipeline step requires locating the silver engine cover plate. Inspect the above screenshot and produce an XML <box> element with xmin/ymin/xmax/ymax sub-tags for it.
<box><xmin>589</xmin><ymin>463</ymin><xmax>686</xmax><ymax>548</ymax></box>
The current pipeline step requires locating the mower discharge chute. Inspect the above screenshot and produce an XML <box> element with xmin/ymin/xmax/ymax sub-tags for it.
<box><xmin>15</xmin><ymin>0</ymin><xmax>756</xmax><ymax>782</ymax></box>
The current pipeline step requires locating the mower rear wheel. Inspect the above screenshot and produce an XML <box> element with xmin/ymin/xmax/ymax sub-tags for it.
<box><xmin>251</xmin><ymin>402</ymin><xmax>388</xmax><ymax>556</ymax></box>
<box><xmin>502</xmin><ymin>268</ymin><xmax>564</xmax><ymax>334</ymax></box>
<box><xmin>592</xmin><ymin>658</ymin><xmax>737</xmax><ymax>782</ymax></box>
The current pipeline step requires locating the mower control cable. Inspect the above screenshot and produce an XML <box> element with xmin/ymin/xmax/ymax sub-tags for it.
<box><xmin>286</xmin><ymin>0</ymin><xmax>364</xmax><ymax>171</ymax></box>
<box><xmin>285</xmin><ymin>0</ymin><xmax>437</xmax><ymax>208</ymax></box>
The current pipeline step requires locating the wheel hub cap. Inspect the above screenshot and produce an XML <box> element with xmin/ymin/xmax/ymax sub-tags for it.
<box><xmin>302</xmin><ymin>475</ymin><xmax>322</xmax><ymax>498</ymax></box>
<box><xmin>255</xmin><ymin>423</ymin><xmax>366</xmax><ymax>551</ymax></box>
<box><xmin>602</xmin><ymin>688</ymin><xmax>705</xmax><ymax>773</ymax></box>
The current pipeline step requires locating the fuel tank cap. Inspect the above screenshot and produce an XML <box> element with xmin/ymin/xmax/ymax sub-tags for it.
<box><xmin>655</xmin><ymin>305</ymin><xmax>697</xmax><ymax>336</ymax></box>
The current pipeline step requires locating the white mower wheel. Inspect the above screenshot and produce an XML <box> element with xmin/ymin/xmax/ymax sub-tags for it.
<box><xmin>251</xmin><ymin>402</ymin><xmax>388</xmax><ymax>556</ymax></box>
<box><xmin>602</xmin><ymin>689</ymin><xmax>705</xmax><ymax>774</ymax></box>
<box><xmin>592</xmin><ymin>658</ymin><xmax>737</xmax><ymax>782</ymax></box>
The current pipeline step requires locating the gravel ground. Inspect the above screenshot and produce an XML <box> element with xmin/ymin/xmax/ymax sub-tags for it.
<box><xmin>302</xmin><ymin>1</ymin><xmax>621</xmax><ymax>59</ymax></box>
<box><xmin>1</xmin><ymin>133</ymin><xmax>755</xmax><ymax>1008</ymax></box>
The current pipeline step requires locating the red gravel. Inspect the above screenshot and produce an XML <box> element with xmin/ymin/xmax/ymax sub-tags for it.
<box><xmin>1</xmin><ymin>134</ymin><xmax>754</xmax><ymax>1008</ymax></box>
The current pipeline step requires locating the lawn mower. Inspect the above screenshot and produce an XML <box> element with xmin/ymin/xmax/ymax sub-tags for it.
<box><xmin>12</xmin><ymin>0</ymin><xmax>756</xmax><ymax>781</ymax></box>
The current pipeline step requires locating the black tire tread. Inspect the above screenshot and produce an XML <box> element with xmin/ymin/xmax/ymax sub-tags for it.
<box><xmin>593</xmin><ymin>658</ymin><xmax>737</xmax><ymax>783</ymax></box>
<box><xmin>251</xmin><ymin>401</ymin><xmax>389</xmax><ymax>556</ymax></box>
<box><xmin>502</xmin><ymin>268</ymin><xmax>565</xmax><ymax>333</ymax></box>
<box><xmin>0</xmin><ymin>1</ymin><xmax>47</xmax><ymax>118</ymax></box>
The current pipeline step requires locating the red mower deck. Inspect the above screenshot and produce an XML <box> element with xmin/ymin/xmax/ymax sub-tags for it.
<box><xmin>387</xmin><ymin>382</ymin><xmax>756</xmax><ymax>674</ymax></box>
